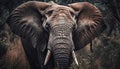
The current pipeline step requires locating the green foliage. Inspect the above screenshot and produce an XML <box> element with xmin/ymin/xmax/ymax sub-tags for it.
<box><xmin>93</xmin><ymin>35</ymin><xmax>120</xmax><ymax>69</ymax></box>
<box><xmin>0</xmin><ymin>31</ymin><xmax>9</xmax><ymax>58</ymax></box>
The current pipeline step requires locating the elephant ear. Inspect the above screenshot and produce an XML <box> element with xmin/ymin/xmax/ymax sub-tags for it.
<box><xmin>7</xmin><ymin>1</ymin><xmax>50</xmax><ymax>48</ymax></box>
<box><xmin>68</xmin><ymin>2</ymin><xmax>106</xmax><ymax>50</ymax></box>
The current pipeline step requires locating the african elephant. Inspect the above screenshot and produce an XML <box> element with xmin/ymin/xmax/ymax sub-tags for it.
<box><xmin>6</xmin><ymin>1</ymin><xmax>106</xmax><ymax>69</ymax></box>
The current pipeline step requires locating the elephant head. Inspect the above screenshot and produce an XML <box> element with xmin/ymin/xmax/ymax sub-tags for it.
<box><xmin>7</xmin><ymin>1</ymin><xmax>106</xmax><ymax>69</ymax></box>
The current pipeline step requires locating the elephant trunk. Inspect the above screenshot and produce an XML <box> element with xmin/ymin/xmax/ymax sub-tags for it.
<box><xmin>46</xmin><ymin>24</ymin><xmax>75</xmax><ymax>68</ymax></box>
<box><xmin>52</xmin><ymin>38</ymin><xmax>71</xmax><ymax>69</ymax></box>
<box><xmin>52</xmin><ymin>36</ymin><xmax>73</xmax><ymax>69</ymax></box>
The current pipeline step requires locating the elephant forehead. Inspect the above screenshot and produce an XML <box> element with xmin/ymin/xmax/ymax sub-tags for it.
<box><xmin>51</xmin><ymin>24</ymin><xmax>72</xmax><ymax>36</ymax></box>
<box><xmin>46</xmin><ymin>4</ymin><xmax>75</xmax><ymax>13</ymax></box>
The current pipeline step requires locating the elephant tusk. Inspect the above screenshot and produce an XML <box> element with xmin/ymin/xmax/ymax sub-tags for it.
<box><xmin>44</xmin><ymin>50</ymin><xmax>51</xmax><ymax>65</ymax></box>
<box><xmin>72</xmin><ymin>50</ymin><xmax>79</xmax><ymax>66</ymax></box>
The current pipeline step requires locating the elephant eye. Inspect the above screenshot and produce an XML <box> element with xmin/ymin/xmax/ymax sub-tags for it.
<box><xmin>70</xmin><ymin>11</ymin><xmax>75</xmax><ymax>17</ymax></box>
<box><xmin>46</xmin><ymin>10</ymin><xmax>53</xmax><ymax>17</ymax></box>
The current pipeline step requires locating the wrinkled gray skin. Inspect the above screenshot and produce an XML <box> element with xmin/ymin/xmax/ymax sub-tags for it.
<box><xmin>7</xmin><ymin>1</ymin><xmax>105</xmax><ymax>69</ymax></box>
<box><xmin>44</xmin><ymin>3</ymin><xmax>76</xmax><ymax>69</ymax></box>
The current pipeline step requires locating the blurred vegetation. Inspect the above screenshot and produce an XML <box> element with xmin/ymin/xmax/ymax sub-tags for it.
<box><xmin>0</xmin><ymin>0</ymin><xmax>120</xmax><ymax>69</ymax></box>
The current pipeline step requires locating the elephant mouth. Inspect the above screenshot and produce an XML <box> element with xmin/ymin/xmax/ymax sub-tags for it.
<box><xmin>44</xmin><ymin>24</ymin><xmax>78</xmax><ymax>68</ymax></box>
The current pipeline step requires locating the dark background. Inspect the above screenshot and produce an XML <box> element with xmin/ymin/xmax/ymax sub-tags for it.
<box><xmin>0</xmin><ymin>0</ymin><xmax>120</xmax><ymax>69</ymax></box>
